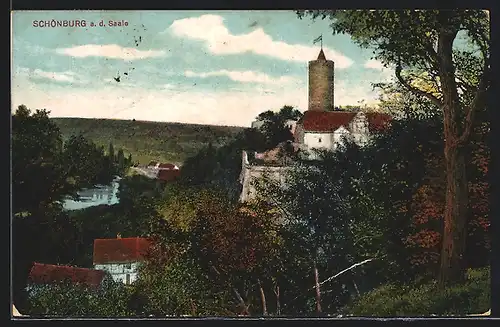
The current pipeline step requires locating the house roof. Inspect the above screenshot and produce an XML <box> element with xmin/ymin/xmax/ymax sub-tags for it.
<box><xmin>28</xmin><ymin>262</ymin><xmax>107</xmax><ymax>287</ymax></box>
<box><xmin>157</xmin><ymin>163</ymin><xmax>178</xmax><ymax>170</ymax></box>
<box><xmin>157</xmin><ymin>169</ymin><xmax>181</xmax><ymax>182</ymax></box>
<box><xmin>365</xmin><ymin>112</ymin><xmax>392</xmax><ymax>133</ymax></box>
<box><xmin>93</xmin><ymin>237</ymin><xmax>151</xmax><ymax>264</ymax></box>
<box><xmin>298</xmin><ymin>110</ymin><xmax>391</xmax><ymax>133</ymax></box>
<box><xmin>299</xmin><ymin>111</ymin><xmax>357</xmax><ymax>132</ymax></box>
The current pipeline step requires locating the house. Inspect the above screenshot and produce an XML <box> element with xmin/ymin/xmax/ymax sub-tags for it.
<box><xmin>93</xmin><ymin>236</ymin><xmax>151</xmax><ymax>285</ymax></box>
<box><xmin>294</xmin><ymin>110</ymin><xmax>391</xmax><ymax>156</ymax></box>
<box><xmin>27</xmin><ymin>262</ymin><xmax>109</xmax><ymax>290</ymax></box>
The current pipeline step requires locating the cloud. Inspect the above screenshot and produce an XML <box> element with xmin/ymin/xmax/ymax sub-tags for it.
<box><xmin>364</xmin><ymin>59</ymin><xmax>394</xmax><ymax>82</ymax></box>
<box><xmin>184</xmin><ymin>69</ymin><xmax>300</xmax><ymax>85</ymax></box>
<box><xmin>55</xmin><ymin>44</ymin><xmax>167</xmax><ymax>61</ymax></box>
<box><xmin>335</xmin><ymin>81</ymin><xmax>380</xmax><ymax>107</ymax></box>
<box><xmin>15</xmin><ymin>67</ymin><xmax>86</xmax><ymax>84</ymax></box>
<box><xmin>168</xmin><ymin>15</ymin><xmax>354</xmax><ymax>68</ymax></box>
<box><xmin>364</xmin><ymin>59</ymin><xmax>385</xmax><ymax>70</ymax></box>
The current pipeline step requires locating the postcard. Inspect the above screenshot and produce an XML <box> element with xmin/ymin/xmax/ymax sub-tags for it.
<box><xmin>11</xmin><ymin>9</ymin><xmax>491</xmax><ymax>319</ymax></box>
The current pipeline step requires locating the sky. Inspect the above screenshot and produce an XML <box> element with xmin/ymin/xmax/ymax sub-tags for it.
<box><xmin>12</xmin><ymin>10</ymin><xmax>397</xmax><ymax>127</ymax></box>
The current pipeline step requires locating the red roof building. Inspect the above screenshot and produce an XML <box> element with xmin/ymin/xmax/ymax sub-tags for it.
<box><xmin>365</xmin><ymin>112</ymin><xmax>392</xmax><ymax>133</ymax></box>
<box><xmin>93</xmin><ymin>237</ymin><xmax>151</xmax><ymax>265</ymax></box>
<box><xmin>157</xmin><ymin>169</ymin><xmax>181</xmax><ymax>182</ymax></box>
<box><xmin>157</xmin><ymin>163</ymin><xmax>179</xmax><ymax>170</ymax></box>
<box><xmin>28</xmin><ymin>263</ymin><xmax>107</xmax><ymax>287</ymax></box>
<box><xmin>297</xmin><ymin>110</ymin><xmax>391</xmax><ymax>133</ymax></box>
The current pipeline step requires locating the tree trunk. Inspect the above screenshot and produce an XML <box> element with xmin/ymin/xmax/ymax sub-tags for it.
<box><xmin>190</xmin><ymin>298</ymin><xmax>197</xmax><ymax>316</ymax></box>
<box><xmin>439</xmin><ymin>145</ymin><xmax>468</xmax><ymax>287</ymax></box>
<box><xmin>314</xmin><ymin>264</ymin><xmax>322</xmax><ymax>313</ymax></box>
<box><xmin>257</xmin><ymin>279</ymin><xmax>268</xmax><ymax>316</ymax></box>
<box><xmin>437</xmin><ymin>21</ymin><xmax>469</xmax><ymax>287</ymax></box>
<box><xmin>274</xmin><ymin>283</ymin><xmax>281</xmax><ymax>315</ymax></box>
<box><xmin>233</xmin><ymin>288</ymin><xmax>250</xmax><ymax>316</ymax></box>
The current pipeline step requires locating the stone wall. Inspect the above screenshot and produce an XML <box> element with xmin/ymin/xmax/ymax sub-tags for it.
<box><xmin>239</xmin><ymin>151</ymin><xmax>291</xmax><ymax>203</ymax></box>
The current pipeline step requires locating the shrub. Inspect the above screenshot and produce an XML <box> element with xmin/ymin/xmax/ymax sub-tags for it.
<box><xmin>340</xmin><ymin>267</ymin><xmax>490</xmax><ymax>316</ymax></box>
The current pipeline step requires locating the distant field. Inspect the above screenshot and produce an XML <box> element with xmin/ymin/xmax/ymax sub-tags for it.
<box><xmin>52</xmin><ymin>118</ymin><xmax>244</xmax><ymax>166</ymax></box>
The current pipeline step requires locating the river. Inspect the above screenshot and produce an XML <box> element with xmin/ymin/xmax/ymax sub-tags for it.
<box><xmin>62</xmin><ymin>176</ymin><xmax>121</xmax><ymax>211</ymax></box>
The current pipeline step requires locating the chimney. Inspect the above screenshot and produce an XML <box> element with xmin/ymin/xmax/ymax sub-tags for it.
<box><xmin>117</xmin><ymin>233</ymin><xmax>121</xmax><ymax>239</ymax></box>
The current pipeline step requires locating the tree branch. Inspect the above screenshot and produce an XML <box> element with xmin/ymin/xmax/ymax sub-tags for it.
<box><xmin>395</xmin><ymin>65</ymin><xmax>442</xmax><ymax>108</ymax></box>
<box><xmin>456</xmin><ymin>59</ymin><xmax>490</xmax><ymax>146</ymax></box>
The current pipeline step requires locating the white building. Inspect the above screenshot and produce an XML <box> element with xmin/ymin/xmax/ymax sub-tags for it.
<box><xmin>93</xmin><ymin>236</ymin><xmax>151</xmax><ymax>285</ymax></box>
<box><xmin>294</xmin><ymin>110</ymin><xmax>390</xmax><ymax>158</ymax></box>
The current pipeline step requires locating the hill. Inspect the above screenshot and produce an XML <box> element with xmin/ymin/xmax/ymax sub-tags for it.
<box><xmin>51</xmin><ymin>118</ymin><xmax>245</xmax><ymax>166</ymax></box>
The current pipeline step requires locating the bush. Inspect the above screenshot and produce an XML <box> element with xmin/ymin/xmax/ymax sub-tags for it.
<box><xmin>340</xmin><ymin>267</ymin><xmax>490</xmax><ymax>316</ymax></box>
<box><xmin>27</xmin><ymin>279</ymin><xmax>136</xmax><ymax>317</ymax></box>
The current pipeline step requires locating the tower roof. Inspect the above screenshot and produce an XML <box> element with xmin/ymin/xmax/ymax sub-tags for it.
<box><xmin>317</xmin><ymin>49</ymin><xmax>326</xmax><ymax>60</ymax></box>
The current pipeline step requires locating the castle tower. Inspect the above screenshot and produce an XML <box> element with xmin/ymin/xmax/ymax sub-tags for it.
<box><xmin>308</xmin><ymin>49</ymin><xmax>335</xmax><ymax>111</ymax></box>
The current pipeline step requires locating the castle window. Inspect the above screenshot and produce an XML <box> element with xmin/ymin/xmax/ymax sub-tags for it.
<box><xmin>318</xmin><ymin>137</ymin><xmax>322</xmax><ymax>143</ymax></box>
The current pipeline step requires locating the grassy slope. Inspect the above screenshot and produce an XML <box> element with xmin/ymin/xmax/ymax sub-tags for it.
<box><xmin>340</xmin><ymin>268</ymin><xmax>490</xmax><ymax>316</ymax></box>
<box><xmin>52</xmin><ymin>118</ymin><xmax>244</xmax><ymax>166</ymax></box>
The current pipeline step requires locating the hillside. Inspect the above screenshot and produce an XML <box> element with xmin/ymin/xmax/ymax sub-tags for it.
<box><xmin>52</xmin><ymin>118</ymin><xmax>245</xmax><ymax>166</ymax></box>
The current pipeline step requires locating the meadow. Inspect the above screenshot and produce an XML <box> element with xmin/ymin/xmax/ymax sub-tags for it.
<box><xmin>52</xmin><ymin>118</ymin><xmax>244</xmax><ymax>166</ymax></box>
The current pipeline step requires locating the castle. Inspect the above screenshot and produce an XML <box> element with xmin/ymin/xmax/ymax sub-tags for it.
<box><xmin>239</xmin><ymin>48</ymin><xmax>391</xmax><ymax>202</ymax></box>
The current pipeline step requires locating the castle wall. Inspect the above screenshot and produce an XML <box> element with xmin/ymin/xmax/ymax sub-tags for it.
<box><xmin>239</xmin><ymin>151</ymin><xmax>291</xmax><ymax>203</ymax></box>
<box><xmin>308</xmin><ymin>59</ymin><xmax>335</xmax><ymax>111</ymax></box>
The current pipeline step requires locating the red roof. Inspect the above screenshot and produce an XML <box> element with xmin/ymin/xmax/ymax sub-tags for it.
<box><xmin>299</xmin><ymin>111</ymin><xmax>357</xmax><ymax>132</ymax></box>
<box><xmin>93</xmin><ymin>237</ymin><xmax>151</xmax><ymax>264</ymax></box>
<box><xmin>298</xmin><ymin>110</ymin><xmax>391</xmax><ymax>133</ymax></box>
<box><xmin>28</xmin><ymin>262</ymin><xmax>107</xmax><ymax>287</ymax></box>
<box><xmin>365</xmin><ymin>112</ymin><xmax>392</xmax><ymax>133</ymax></box>
<box><xmin>157</xmin><ymin>169</ymin><xmax>181</xmax><ymax>182</ymax></box>
<box><xmin>158</xmin><ymin>163</ymin><xmax>178</xmax><ymax>170</ymax></box>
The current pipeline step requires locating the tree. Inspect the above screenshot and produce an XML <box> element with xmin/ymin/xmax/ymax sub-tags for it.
<box><xmin>257</xmin><ymin>105</ymin><xmax>303</xmax><ymax>149</ymax></box>
<box><xmin>108</xmin><ymin>143</ymin><xmax>115</xmax><ymax>161</ymax></box>
<box><xmin>297</xmin><ymin>9</ymin><xmax>490</xmax><ymax>286</ymax></box>
<box><xmin>12</xmin><ymin>106</ymin><xmax>76</xmax><ymax>216</ymax></box>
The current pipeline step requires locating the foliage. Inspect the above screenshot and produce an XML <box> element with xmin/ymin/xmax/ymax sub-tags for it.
<box><xmin>138</xmin><ymin>184</ymin><xmax>285</xmax><ymax>316</ymax></box>
<box><xmin>52</xmin><ymin>117</ymin><xmax>243</xmax><ymax>166</ymax></box>
<box><xmin>12</xmin><ymin>105</ymin><xmax>75</xmax><ymax>216</ymax></box>
<box><xmin>27</xmin><ymin>279</ymin><xmax>136</xmax><ymax>317</ymax></box>
<box><xmin>135</xmin><ymin>255</ymin><xmax>233</xmax><ymax>316</ymax></box>
<box><xmin>256</xmin><ymin>105</ymin><xmax>303</xmax><ymax>149</ymax></box>
<box><xmin>340</xmin><ymin>267</ymin><xmax>490</xmax><ymax>316</ymax></box>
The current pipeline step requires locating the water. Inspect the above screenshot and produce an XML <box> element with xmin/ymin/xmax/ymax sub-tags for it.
<box><xmin>62</xmin><ymin>176</ymin><xmax>121</xmax><ymax>211</ymax></box>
